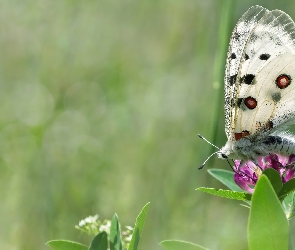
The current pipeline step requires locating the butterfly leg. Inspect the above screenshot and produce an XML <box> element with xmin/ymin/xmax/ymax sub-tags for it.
<box><xmin>229</xmin><ymin>159</ymin><xmax>258</xmax><ymax>183</ymax></box>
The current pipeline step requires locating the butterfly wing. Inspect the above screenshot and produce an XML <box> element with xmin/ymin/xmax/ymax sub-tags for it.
<box><xmin>224</xmin><ymin>5</ymin><xmax>268</xmax><ymax>141</ymax></box>
<box><xmin>226</xmin><ymin>6</ymin><xmax>295</xmax><ymax>142</ymax></box>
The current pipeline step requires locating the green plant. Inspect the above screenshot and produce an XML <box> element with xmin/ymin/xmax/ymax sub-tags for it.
<box><xmin>46</xmin><ymin>202</ymin><xmax>150</xmax><ymax>250</ymax></box>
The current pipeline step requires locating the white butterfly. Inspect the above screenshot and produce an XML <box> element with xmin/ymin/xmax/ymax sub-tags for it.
<box><xmin>216</xmin><ymin>6</ymin><xmax>295</xmax><ymax>163</ymax></box>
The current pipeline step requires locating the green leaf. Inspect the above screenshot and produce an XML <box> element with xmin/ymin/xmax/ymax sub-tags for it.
<box><xmin>88</xmin><ymin>231</ymin><xmax>108</xmax><ymax>250</ymax></box>
<box><xmin>159</xmin><ymin>240</ymin><xmax>208</xmax><ymax>250</ymax></box>
<box><xmin>262</xmin><ymin>168</ymin><xmax>282</xmax><ymax>194</ymax></box>
<box><xmin>208</xmin><ymin>169</ymin><xmax>244</xmax><ymax>192</ymax></box>
<box><xmin>46</xmin><ymin>240</ymin><xmax>88</xmax><ymax>250</ymax></box>
<box><xmin>110</xmin><ymin>213</ymin><xmax>122</xmax><ymax>250</ymax></box>
<box><xmin>248</xmin><ymin>175</ymin><xmax>289</xmax><ymax>250</ymax></box>
<box><xmin>278</xmin><ymin>179</ymin><xmax>295</xmax><ymax>201</ymax></box>
<box><xmin>127</xmin><ymin>202</ymin><xmax>150</xmax><ymax>250</ymax></box>
<box><xmin>282</xmin><ymin>192</ymin><xmax>295</xmax><ymax>219</ymax></box>
<box><xmin>196</xmin><ymin>187</ymin><xmax>251</xmax><ymax>201</ymax></box>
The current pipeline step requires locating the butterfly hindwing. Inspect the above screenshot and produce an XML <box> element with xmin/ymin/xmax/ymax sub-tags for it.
<box><xmin>235</xmin><ymin>53</ymin><xmax>295</xmax><ymax>139</ymax></box>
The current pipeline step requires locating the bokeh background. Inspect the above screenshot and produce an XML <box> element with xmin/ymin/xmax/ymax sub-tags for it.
<box><xmin>1</xmin><ymin>1</ymin><xmax>295</xmax><ymax>249</ymax></box>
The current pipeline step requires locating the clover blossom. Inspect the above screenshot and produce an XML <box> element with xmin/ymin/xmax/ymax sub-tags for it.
<box><xmin>234</xmin><ymin>154</ymin><xmax>295</xmax><ymax>193</ymax></box>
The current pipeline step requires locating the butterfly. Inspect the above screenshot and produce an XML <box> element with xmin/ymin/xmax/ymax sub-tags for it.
<box><xmin>211</xmin><ymin>6</ymin><xmax>295</xmax><ymax>164</ymax></box>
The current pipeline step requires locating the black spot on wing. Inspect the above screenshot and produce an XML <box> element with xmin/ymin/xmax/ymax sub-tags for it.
<box><xmin>229</xmin><ymin>74</ymin><xmax>237</xmax><ymax>86</ymax></box>
<box><xmin>230</xmin><ymin>53</ymin><xmax>236</xmax><ymax>59</ymax></box>
<box><xmin>237</xmin><ymin>98</ymin><xmax>243</xmax><ymax>108</ymax></box>
<box><xmin>271</xmin><ymin>92</ymin><xmax>281</xmax><ymax>102</ymax></box>
<box><xmin>266</xmin><ymin>120</ymin><xmax>273</xmax><ymax>129</ymax></box>
<box><xmin>233</xmin><ymin>32</ymin><xmax>240</xmax><ymax>41</ymax></box>
<box><xmin>240</xmin><ymin>74</ymin><xmax>255</xmax><ymax>85</ymax></box>
<box><xmin>245</xmin><ymin>54</ymin><xmax>249</xmax><ymax>60</ymax></box>
<box><xmin>259</xmin><ymin>120</ymin><xmax>274</xmax><ymax>132</ymax></box>
<box><xmin>259</xmin><ymin>53</ymin><xmax>270</xmax><ymax>60</ymax></box>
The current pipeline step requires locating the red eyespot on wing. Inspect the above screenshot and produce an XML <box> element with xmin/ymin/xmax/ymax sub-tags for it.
<box><xmin>276</xmin><ymin>74</ymin><xmax>291</xmax><ymax>89</ymax></box>
<box><xmin>244</xmin><ymin>96</ymin><xmax>257</xmax><ymax>109</ymax></box>
<box><xmin>235</xmin><ymin>133</ymin><xmax>243</xmax><ymax>141</ymax></box>
<box><xmin>235</xmin><ymin>131</ymin><xmax>250</xmax><ymax>141</ymax></box>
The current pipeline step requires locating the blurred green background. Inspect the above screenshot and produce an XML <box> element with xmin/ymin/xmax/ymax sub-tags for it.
<box><xmin>1</xmin><ymin>1</ymin><xmax>295</xmax><ymax>249</ymax></box>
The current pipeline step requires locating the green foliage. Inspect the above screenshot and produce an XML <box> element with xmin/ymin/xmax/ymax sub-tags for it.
<box><xmin>262</xmin><ymin>168</ymin><xmax>282</xmax><ymax>194</ymax></box>
<box><xmin>160</xmin><ymin>240</ymin><xmax>208</xmax><ymax>250</ymax></box>
<box><xmin>46</xmin><ymin>240</ymin><xmax>88</xmax><ymax>250</ymax></box>
<box><xmin>205</xmin><ymin>168</ymin><xmax>295</xmax><ymax>207</ymax></box>
<box><xmin>282</xmin><ymin>192</ymin><xmax>295</xmax><ymax>219</ymax></box>
<box><xmin>196</xmin><ymin>187</ymin><xmax>251</xmax><ymax>201</ymax></box>
<box><xmin>278</xmin><ymin>179</ymin><xmax>295</xmax><ymax>201</ymax></box>
<box><xmin>110</xmin><ymin>214</ymin><xmax>123</xmax><ymax>250</ymax></box>
<box><xmin>47</xmin><ymin>202</ymin><xmax>150</xmax><ymax>250</ymax></box>
<box><xmin>128</xmin><ymin>202</ymin><xmax>150</xmax><ymax>250</ymax></box>
<box><xmin>200</xmin><ymin>167</ymin><xmax>295</xmax><ymax>249</ymax></box>
<box><xmin>208</xmin><ymin>169</ymin><xmax>244</xmax><ymax>191</ymax></box>
<box><xmin>248</xmin><ymin>175</ymin><xmax>289</xmax><ymax>250</ymax></box>
<box><xmin>88</xmin><ymin>232</ymin><xmax>108</xmax><ymax>250</ymax></box>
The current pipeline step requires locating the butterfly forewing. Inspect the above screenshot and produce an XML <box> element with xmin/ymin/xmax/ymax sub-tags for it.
<box><xmin>224</xmin><ymin>5</ymin><xmax>268</xmax><ymax>140</ymax></box>
<box><xmin>230</xmin><ymin>8</ymin><xmax>295</xmax><ymax>141</ymax></box>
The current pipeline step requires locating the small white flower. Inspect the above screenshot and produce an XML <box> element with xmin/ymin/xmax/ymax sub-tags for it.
<box><xmin>78</xmin><ymin>220</ymin><xmax>86</xmax><ymax>227</ymax></box>
<box><xmin>92</xmin><ymin>214</ymin><xmax>99</xmax><ymax>221</ymax></box>
<box><xmin>85</xmin><ymin>218</ymin><xmax>91</xmax><ymax>223</ymax></box>
<box><xmin>125</xmin><ymin>235</ymin><xmax>132</xmax><ymax>242</ymax></box>
<box><xmin>125</xmin><ymin>226</ymin><xmax>133</xmax><ymax>231</ymax></box>
<box><xmin>78</xmin><ymin>214</ymin><xmax>99</xmax><ymax>227</ymax></box>
<box><xmin>84</xmin><ymin>215</ymin><xmax>99</xmax><ymax>224</ymax></box>
<box><xmin>99</xmin><ymin>220</ymin><xmax>111</xmax><ymax>233</ymax></box>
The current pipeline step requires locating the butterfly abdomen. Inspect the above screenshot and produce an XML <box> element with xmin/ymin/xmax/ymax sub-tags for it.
<box><xmin>262</xmin><ymin>134</ymin><xmax>295</xmax><ymax>155</ymax></box>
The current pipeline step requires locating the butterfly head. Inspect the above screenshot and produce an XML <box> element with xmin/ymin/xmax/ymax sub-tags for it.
<box><xmin>217</xmin><ymin>141</ymin><xmax>233</xmax><ymax>159</ymax></box>
<box><xmin>218</xmin><ymin>138</ymin><xmax>253</xmax><ymax>161</ymax></box>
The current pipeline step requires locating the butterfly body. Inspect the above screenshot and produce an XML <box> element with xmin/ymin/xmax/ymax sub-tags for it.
<box><xmin>219</xmin><ymin>133</ymin><xmax>295</xmax><ymax>161</ymax></box>
<box><xmin>219</xmin><ymin>6</ymin><xmax>295</xmax><ymax>161</ymax></box>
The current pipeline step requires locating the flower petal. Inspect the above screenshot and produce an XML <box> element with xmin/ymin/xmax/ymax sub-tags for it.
<box><xmin>234</xmin><ymin>173</ymin><xmax>254</xmax><ymax>193</ymax></box>
<box><xmin>232</xmin><ymin>154</ymin><xmax>295</xmax><ymax>193</ymax></box>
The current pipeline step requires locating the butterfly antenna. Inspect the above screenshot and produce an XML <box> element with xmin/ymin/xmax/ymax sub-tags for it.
<box><xmin>198</xmin><ymin>151</ymin><xmax>219</xmax><ymax>170</ymax></box>
<box><xmin>198</xmin><ymin>134</ymin><xmax>220</xmax><ymax>150</ymax></box>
